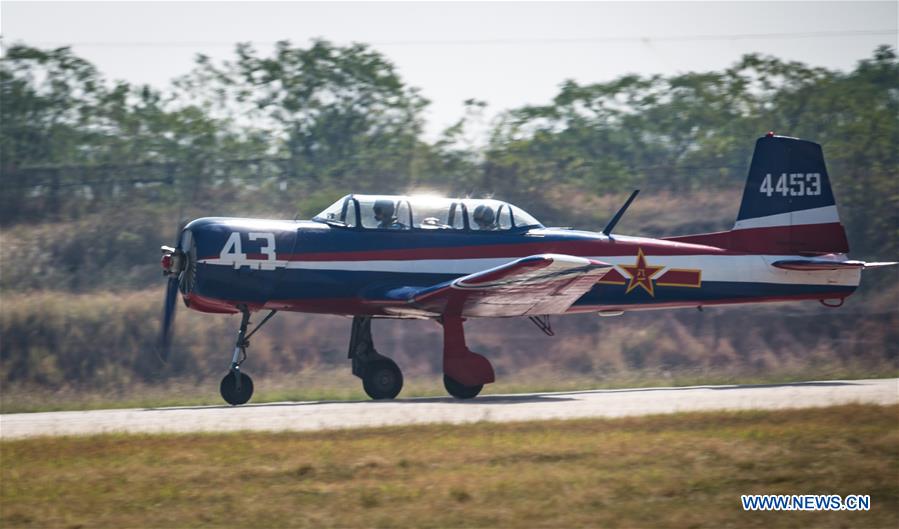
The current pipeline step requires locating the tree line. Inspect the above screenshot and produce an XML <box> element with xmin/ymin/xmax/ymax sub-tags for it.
<box><xmin>1</xmin><ymin>41</ymin><xmax>896</xmax><ymax>392</ymax></box>
<box><xmin>1</xmin><ymin>40</ymin><xmax>896</xmax><ymax>257</ymax></box>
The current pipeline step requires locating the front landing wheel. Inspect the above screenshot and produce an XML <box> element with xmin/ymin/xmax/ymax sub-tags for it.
<box><xmin>220</xmin><ymin>371</ymin><xmax>254</xmax><ymax>405</ymax></box>
<box><xmin>444</xmin><ymin>375</ymin><xmax>483</xmax><ymax>399</ymax></box>
<box><xmin>363</xmin><ymin>359</ymin><xmax>403</xmax><ymax>400</ymax></box>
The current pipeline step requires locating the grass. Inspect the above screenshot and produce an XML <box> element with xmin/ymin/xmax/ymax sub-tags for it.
<box><xmin>3</xmin><ymin>368</ymin><xmax>897</xmax><ymax>414</ymax></box>
<box><xmin>3</xmin><ymin>282</ymin><xmax>896</xmax><ymax>416</ymax></box>
<box><xmin>2</xmin><ymin>404</ymin><xmax>897</xmax><ymax>528</ymax></box>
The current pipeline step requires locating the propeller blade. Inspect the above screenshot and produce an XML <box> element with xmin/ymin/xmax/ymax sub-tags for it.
<box><xmin>157</xmin><ymin>276</ymin><xmax>180</xmax><ymax>363</ymax></box>
<box><xmin>176</xmin><ymin>218</ymin><xmax>189</xmax><ymax>241</ymax></box>
<box><xmin>157</xmin><ymin>218</ymin><xmax>190</xmax><ymax>363</ymax></box>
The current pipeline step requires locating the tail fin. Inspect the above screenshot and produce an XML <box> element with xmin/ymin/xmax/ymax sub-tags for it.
<box><xmin>669</xmin><ymin>134</ymin><xmax>849</xmax><ymax>254</ymax></box>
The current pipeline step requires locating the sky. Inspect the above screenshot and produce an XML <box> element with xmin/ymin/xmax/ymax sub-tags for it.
<box><xmin>2</xmin><ymin>1</ymin><xmax>897</xmax><ymax>140</ymax></box>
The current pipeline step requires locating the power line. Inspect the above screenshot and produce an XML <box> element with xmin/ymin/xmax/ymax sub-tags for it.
<box><xmin>4</xmin><ymin>29</ymin><xmax>896</xmax><ymax>49</ymax></box>
<box><xmin>376</xmin><ymin>29</ymin><xmax>898</xmax><ymax>47</ymax></box>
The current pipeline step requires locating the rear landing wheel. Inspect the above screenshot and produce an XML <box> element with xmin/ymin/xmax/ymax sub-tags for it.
<box><xmin>220</xmin><ymin>371</ymin><xmax>254</xmax><ymax>405</ymax></box>
<box><xmin>363</xmin><ymin>359</ymin><xmax>403</xmax><ymax>400</ymax></box>
<box><xmin>444</xmin><ymin>375</ymin><xmax>483</xmax><ymax>399</ymax></box>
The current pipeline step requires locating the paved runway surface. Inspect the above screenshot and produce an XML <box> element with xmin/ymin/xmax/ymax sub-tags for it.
<box><xmin>2</xmin><ymin>378</ymin><xmax>896</xmax><ymax>439</ymax></box>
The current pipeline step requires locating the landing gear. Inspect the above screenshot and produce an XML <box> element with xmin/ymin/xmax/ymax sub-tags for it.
<box><xmin>346</xmin><ymin>315</ymin><xmax>494</xmax><ymax>400</ymax></box>
<box><xmin>443</xmin><ymin>374</ymin><xmax>483</xmax><ymax>399</ymax></box>
<box><xmin>219</xmin><ymin>306</ymin><xmax>277</xmax><ymax>406</ymax></box>
<box><xmin>441</xmin><ymin>316</ymin><xmax>494</xmax><ymax>399</ymax></box>
<box><xmin>363</xmin><ymin>359</ymin><xmax>404</xmax><ymax>400</ymax></box>
<box><xmin>220</xmin><ymin>371</ymin><xmax>254</xmax><ymax>405</ymax></box>
<box><xmin>348</xmin><ymin>316</ymin><xmax>404</xmax><ymax>400</ymax></box>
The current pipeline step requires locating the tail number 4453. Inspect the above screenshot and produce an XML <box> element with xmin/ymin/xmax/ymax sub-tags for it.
<box><xmin>219</xmin><ymin>232</ymin><xmax>286</xmax><ymax>270</ymax></box>
<box><xmin>759</xmin><ymin>173</ymin><xmax>822</xmax><ymax>197</ymax></box>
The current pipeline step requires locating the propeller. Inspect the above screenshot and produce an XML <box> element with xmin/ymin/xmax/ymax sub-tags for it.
<box><xmin>158</xmin><ymin>274</ymin><xmax>180</xmax><ymax>362</ymax></box>
<box><xmin>157</xmin><ymin>220</ymin><xmax>190</xmax><ymax>363</ymax></box>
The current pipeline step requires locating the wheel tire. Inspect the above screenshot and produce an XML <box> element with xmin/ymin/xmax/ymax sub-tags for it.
<box><xmin>220</xmin><ymin>371</ymin><xmax>254</xmax><ymax>405</ymax></box>
<box><xmin>362</xmin><ymin>360</ymin><xmax>403</xmax><ymax>400</ymax></box>
<box><xmin>443</xmin><ymin>374</ymin><xmax>483</xmax><ymax>399</ymax></box>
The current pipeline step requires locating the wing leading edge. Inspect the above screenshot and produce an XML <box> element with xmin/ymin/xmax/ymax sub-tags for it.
<box><xmin>375</xmin><ymin>254</ymin><xmax>614</xmax><ymax>318</ymax></box>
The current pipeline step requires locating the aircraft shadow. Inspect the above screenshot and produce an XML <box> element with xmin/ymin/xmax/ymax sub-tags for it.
<box><xmin>559</xmin><ymin>380</ymin><xmax>861</xmax><ymax>395</ymax></box>
<box><xmin>145</xmin><ymin>380</ymin><xmax>861</xmax><ymax>411</ymax></box>
<box><xmin>708</xmin><ymin>380</ymin><xmax>860</xmax><ymax>390</ymax></box>
<box><xmin>146</xmin><ymin>393</ymin><xmax>575</xmax><ymax>411</ymax></box>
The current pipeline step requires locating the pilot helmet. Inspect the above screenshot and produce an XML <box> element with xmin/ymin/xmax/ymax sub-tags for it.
<box><xmin>473</xmin><ymin>204</ymin><xmax>495</xmax><ymax>226</ymax></box>
<box><xmin>373</xmin><ymin>200</ymin><xmax>395</xmax><ymax>219</ymax></box>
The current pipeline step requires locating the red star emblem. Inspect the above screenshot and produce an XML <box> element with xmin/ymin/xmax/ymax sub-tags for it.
<box><xmin>619</xmin><ymin>248</ymin><xmax>664</xmax><ymax>296</ymax></box>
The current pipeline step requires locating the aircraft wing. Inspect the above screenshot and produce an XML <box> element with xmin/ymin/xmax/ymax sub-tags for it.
<box><xmin>374</xmin><ymin>254</ymin><xmax>613</xmax><ymax>318</ymax></box>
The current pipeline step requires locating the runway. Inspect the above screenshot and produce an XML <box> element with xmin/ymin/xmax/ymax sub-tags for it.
<box><xmin>2</xmin><ymin>378</ymin><xmax>896</xmax><ymax>439</ymax></box>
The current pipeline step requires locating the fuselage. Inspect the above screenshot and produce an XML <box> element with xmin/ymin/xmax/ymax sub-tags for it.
<box><xmin>180</xmin><ymin>217</ymin><xmax>860</xmax><ymax>316</ymax></box>
<box><xmin>156</xmin><ymin>137</ymin><xmax>891</xmax><ymax>405</ymax></box>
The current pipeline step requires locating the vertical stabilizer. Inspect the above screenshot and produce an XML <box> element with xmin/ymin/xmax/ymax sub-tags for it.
<box><xmin>668</xmin><ymin>134</ymin><xmax>850</xmax><ymax>254</ymax></box>
<box><xmin>733</xmin><ymin>134</ymin><xmax>848</xmax><ymax>253</ymax></box>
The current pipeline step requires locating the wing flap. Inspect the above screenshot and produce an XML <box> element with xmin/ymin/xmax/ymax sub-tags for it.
<box><xmin>409</xmin><ymin>254</ymin><xmax>613</xmax><ymax>317</ymax></box>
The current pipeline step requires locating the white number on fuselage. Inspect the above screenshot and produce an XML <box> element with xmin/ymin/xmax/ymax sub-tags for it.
<box><xmin>249</xmin><ymin>232</ymin><xmax>279</xmax><ymax>270</ymax></box>
<box><xmin>219</xmin><ymin>231</ymin><xmax>281</xmax><ymax>270</ymax></box>
<box><xmin>759</xmin><ymin>173</ymin><xmax>822</xmax><ymax>197</ymax></box>
<box><xmin>220</xmin><ymin>232</ymin><xmax>246</xmax><ymax>269</ymax></box>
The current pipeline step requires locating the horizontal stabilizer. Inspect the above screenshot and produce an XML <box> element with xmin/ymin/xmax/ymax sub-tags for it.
<box><xmin>858</xmin><ymin>261</ymin><xmax>899</xmax><ymax>268</ymax></box>
<box><xmin>772</xmin><ymin>259</ymin><xmax>897</xmax><ymax>271</ymax></box>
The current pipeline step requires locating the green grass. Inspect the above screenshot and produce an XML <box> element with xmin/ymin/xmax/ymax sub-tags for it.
<box><xmin>2</xmin><ymin>404</ymin><xmax>897</xmax><ymax>528</ymax></box>
<box><xmin>3</xmin><ymin>368</ymin><xmax>897</xmax><ymax>414</ymax></box>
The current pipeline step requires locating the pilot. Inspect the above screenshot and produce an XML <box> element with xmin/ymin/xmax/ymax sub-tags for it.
<box><xmin>473</xmin><ymin>204</ymin><xmax>497</xmax><ymax>230</ymax></box>
<box><xmin>373</xmin><ymin>200</ymin><xmax>404</xmax><ymax>229</ymax></box>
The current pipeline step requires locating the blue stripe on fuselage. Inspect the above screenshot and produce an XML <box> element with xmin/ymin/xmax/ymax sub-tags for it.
<box><xmin>574</xmin><ymin>281</ymin><xmax>855</xmax><ymax>307</ymax></box>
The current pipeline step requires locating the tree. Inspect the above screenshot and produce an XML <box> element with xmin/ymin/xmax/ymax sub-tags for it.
<box><xmin>0</xmin><ymin>44</ymin><xmax>256</xmax><ymax>221</ymax></box>
<box><xmin>0</xmin><ymin>45</ymin><xmax>103</xmax><ymax>169</ymax></box>
<box><xmin>175</xmin><ymin>39</ymin><xmax>430</xmax><ymax>189</ymax></box>
<box><xmin>483</xmin><ymin>47</ymin><xmax>898</xmax><ymax>256</ymax></box>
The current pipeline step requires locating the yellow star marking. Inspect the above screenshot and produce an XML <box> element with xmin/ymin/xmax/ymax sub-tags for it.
<box><xmin>619</xmin><ymin>248</ymin><xmax>665</xmax><ymax>297</ymax></box>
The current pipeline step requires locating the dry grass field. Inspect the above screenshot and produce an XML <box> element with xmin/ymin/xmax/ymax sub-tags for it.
<box><xmin>3</xmin><ymin>282</ymin><xmax>896</xmax><ymax>414</ymax></box>
<box><xmin>2</xmin><ymin>404</ymin><xmax>897</xmax><ymax>528</ymax></box>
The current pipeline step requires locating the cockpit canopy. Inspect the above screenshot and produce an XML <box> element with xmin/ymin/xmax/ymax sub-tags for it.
<box><xmin>313</xmin><ymin>194</ymin><xmax>543</xmax><ymax>231</ymax></box>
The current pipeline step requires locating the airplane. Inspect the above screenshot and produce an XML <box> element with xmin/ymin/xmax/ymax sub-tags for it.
<box><xmin>158</xmin><ymin>133</ymin><xmax>895</xmax><ymax>405</ymax></box>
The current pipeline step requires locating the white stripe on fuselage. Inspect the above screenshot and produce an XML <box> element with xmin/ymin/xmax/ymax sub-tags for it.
<box><xmin>198</xmin><ymin>253</ymin><xmax>861</xmax><ymax>287</ymax></box>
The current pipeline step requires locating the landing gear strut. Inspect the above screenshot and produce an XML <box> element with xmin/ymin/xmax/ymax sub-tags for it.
<box><xmin>441</xmin><ymin>316</ymin><xmax>495</xmax><ymax>399</ymax></box>
<box><xmin>220</xmin><ymin>305</ymin><xmax>277</xmax><ymax>406</ymax></box>
<box><xmin>348</xmin><ymin>316</ymin><xmax>404</xmax><ymax>400</ymax></box>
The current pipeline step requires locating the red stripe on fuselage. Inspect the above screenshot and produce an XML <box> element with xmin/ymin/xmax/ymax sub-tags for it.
<box><xmin>666</xmin><ymin>222</ymin><xmax>849</xmax><ymax>254</ymax></box>
<box><xmin>655</xmin><ymin>269</ymin><xmax>702</xmax><ymax>287</ymax></box>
